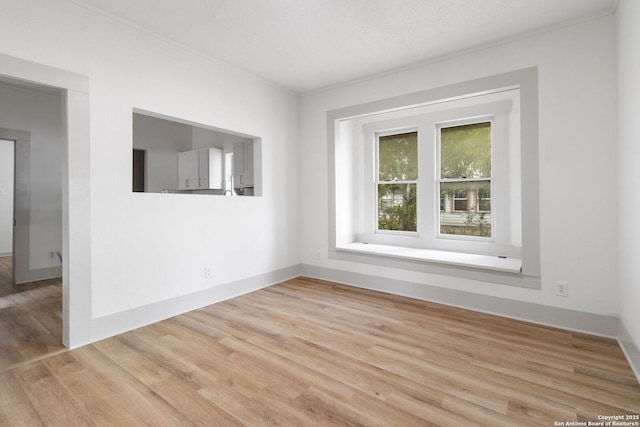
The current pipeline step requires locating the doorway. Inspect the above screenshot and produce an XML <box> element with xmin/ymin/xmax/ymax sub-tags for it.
<box><xmin>1</xmin><ymin>52</ymin><xmax>92</xmax><ymax>349</ymax></box>
<box><xmin>0</xmin><ymin>138</ymin><xmax>14</xmax><ymax>294</ymax></box>
<box><xmin>133</xmin><ymin>148</ymin><xmax>146</xmax><ymax>192</ymax></box>
<box><xmin>0</xmin><ymin>134</ymin><xmax>61</xmax><ymax>299</ymax></box>
<box><xmin>0</xmin><ymin>87</ymin><xmax>66</xmax><ymax>368</ymax></box>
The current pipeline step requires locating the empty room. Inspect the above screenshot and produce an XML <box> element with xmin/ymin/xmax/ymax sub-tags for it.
<box><xmin>0</xmin><ymin>0</ymin><xmax>639</xmax><ymax>425</ymax></box>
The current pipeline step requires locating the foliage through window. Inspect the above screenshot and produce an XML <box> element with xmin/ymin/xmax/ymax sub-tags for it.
<box><xmin>376</xmin><ymin>132</ymin><xmax>417</xmax><ymax>232</ymax></box>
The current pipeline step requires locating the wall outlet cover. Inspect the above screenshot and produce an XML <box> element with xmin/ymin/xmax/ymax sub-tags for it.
<box><xmin>555</xmin><ymin>281</ymin><xmax>568</xmax><ymax>297</ymax></box>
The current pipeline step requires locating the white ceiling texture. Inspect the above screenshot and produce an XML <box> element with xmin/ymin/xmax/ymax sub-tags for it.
<box><xmin>76</xmin><ymin>0</ymin><xmax>616</xmax><ymax>92</ymax></box>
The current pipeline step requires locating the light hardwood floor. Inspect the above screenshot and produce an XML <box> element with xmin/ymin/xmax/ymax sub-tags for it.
<box><xmin>0</xmin><ymin>255</ymin><xmax>11</xmax><ymax>292</ymax></box>
<box><xmin>0</xmin><ymin>256</ymin><xmax>64</xmax><ymax>372</ymax></box>
<box><xmin>0</xmin><ymin>256</ymin><xmax>61</xmax><ymax>298</ymax></box>
<box><xmin>0</xmin><ymin>280</ymin><xmax>64</xmax><ymax>371</ymax></box>
<box><xmin>1</xmin><ymin>277</ymin><xmax>639</xmax><ymax>426</ymax></box>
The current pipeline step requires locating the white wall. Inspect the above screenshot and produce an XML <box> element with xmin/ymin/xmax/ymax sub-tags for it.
<box><xmin>191</xmin><ymin>126</ymin><xmax>250</xmax><ymax>150</ymax></box>
<box><xmin>0</xmin><ymin>84</ymin><xmax>64</xmax><ymax>270</ymax></box>
<box><xmin>0</xmin><ymin>0</ymin><xmax>299</xmax><ymax>323</ymax></box>
<box><xmin>617</xmin><ymin>0</ymin><xmax>640</xmax><ymax>358</ymax></box>
<box><xmin>300</xmin><ymin>15</ymin><xmax>618</xmax><ymax>317</ymax></box>
<box><xmin>0</xmin><ymin>139</ymin><xmax>13</xmax><ymax>255</ymax></box>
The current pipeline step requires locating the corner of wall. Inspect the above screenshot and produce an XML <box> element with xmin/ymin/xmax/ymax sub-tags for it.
<box><xmin>618</xmin><ymin>318</ymin><xmax>640</xmax><ymax>384</ymax></box>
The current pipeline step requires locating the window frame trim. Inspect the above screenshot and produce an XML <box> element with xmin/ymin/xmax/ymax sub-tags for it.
<box><xmin>362</xmin><ymin>101</ymin><xmax>513</xmax><ymax>254</ymax></box>
<box><xmin>327</xmin><ymin>67</ymin><xmax>540</xmax><ymax>287</ymax></box>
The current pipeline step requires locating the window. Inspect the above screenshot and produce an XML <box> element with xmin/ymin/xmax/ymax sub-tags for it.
<box><xmin>438</xmin><ymin>121</ymin><xmax>492</xmax><ymax>239</ymax></box>
<box><xmin>328</xmin><ymin>68</ymin><xmax>540</xmax><ymax>286</ymax></box>
<box><xmin>374</xmin><ymin>124</ymin><xmax>494</xmax><ymax>239</ymax></box>
<box><xmin>376</xmin><ymin>132</ymin><xmax>418</xmax><ymax>232</ymax></box>
<box><xmin>361</xmin><ymin>96</ymin><xmax>514</xmax><ymax>256</ymax></box>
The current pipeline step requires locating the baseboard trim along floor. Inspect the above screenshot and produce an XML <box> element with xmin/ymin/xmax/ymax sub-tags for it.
<box><xmin>89</xmin><ymin>264</ymin><xmax>301</xmax><ymax>346</ymax></box>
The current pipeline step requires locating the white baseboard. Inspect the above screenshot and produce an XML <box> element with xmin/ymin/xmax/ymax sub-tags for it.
<box><xmin>79</xmin><ymin>261</ymin><xmax>640</xmax><ymax>384</ymax></box>
<box><xmin>15</xmin><ymin>266</ymin><xmax>62</xmax><ymax>284</ymax></box>
<box><xmin>0</xmin><ymin>252</ymin><xmax>11</xmax><ymax>257</ymax></box>
<box><xmin>300</xmin><ymin>264</ymin><xmax>619</xmax><ymax>338</ymax></box>
<box><xmin>88</xmin><ymin>264</ymin><xmax>301</xmax><ymax>346</ymax></box>
<box><xmin>618</xmin><ymin>320</ymin><xmax>640</xmax><ymax>383</ymax></box>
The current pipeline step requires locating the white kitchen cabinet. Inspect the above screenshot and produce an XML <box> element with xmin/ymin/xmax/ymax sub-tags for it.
<box><xmin>233</xmin><ymin>141</ymin><xmax>254</xmax><ymax>188</ymax></box>
<box><xmin>178</xmin><ymin>148</ymin><xmax>222</xmax><ymax>190</ymax></box>
<box><xmin>178</xmin><ymin>150</ymin><xmax>198</xmax><ymax>190</ymax></box>
<box><xmin>198</xmin><ymin>148</ymin><xmax>223</xmax><ymax>189</ymax></box>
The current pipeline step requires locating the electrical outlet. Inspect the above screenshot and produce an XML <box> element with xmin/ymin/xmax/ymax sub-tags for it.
<box><xmin>555</xmin><ymin>281</ymin><xmax>568</xmax><ymax>297</ymax></box>
<box><xmin>48</xmin><ymin>251</ymin><xmax>56</xmax><ymax>260</ymax></box>
<box><xmin>204</xmin><ymin>266</ymin><xmax>212</xmax><ymax>280</ymax></box>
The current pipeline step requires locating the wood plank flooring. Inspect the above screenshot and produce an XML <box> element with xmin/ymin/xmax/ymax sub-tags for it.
<box><xmin>1</xmin><ymin>276</ymin><xmax>639</xmax><ymax>426</ymax></box>
<box><xmin>0</xmin><ymin>256</ymin><xmax>61</xmax><ymax>298</ymax></box>
<box><xmin>0</xmin><ymin>280</ymin><xmax>64</xmax><ymax>371</ymax></box>
<box><xmin>0</xmin><ymin>255</ymin><xmax>63</xmax><ymax>370</ymax></box>
<box><xmin>0</xmin><ymin>256</ymin><xmax>12</xmax><ymax>293</ymax></box>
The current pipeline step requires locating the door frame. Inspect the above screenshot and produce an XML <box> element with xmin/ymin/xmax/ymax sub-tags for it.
<box><xmin>0</xmin><ymin>129</ymin><xmax>29</xmax><ymax>285</ymax></box>
<box><xmin>0</xmin><ymin>53</ymin><xmax>92</xmax><ymax>348</ymax></box>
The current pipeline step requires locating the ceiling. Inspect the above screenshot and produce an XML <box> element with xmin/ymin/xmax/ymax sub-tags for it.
<box><xmin>76</xmin><ymin>0</ymin><xmax>615</xmax><ymax>93</ymax></box>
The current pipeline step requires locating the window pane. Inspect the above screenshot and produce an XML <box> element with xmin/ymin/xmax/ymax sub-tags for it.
<box><xmin>378</xmin><ymin>132</ymin><xmax>418</xmax><ymax>181</ymax></box>
<box><xmin>439</xmin><ymin>181</ymin><xmax>491</xmax><ymax>237</ymax></box>
<box><xmin>440</xmin><ymin>122</ymin><xmax>491</xmax><ymax>179</ymax></box>
<box><xmin>378</xmin><ymin>183</ymin><xmax>417</xmax><ymax>232</ymax></box>
<box><xmin>454</xmin><ymin>198</ymin><xmax>468</xmax><ymax>212</ymax></box>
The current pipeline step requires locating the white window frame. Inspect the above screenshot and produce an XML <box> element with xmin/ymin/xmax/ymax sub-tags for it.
<box><xmin>374</xmin><ymin>128</ymin><xmax>419</xmax><ymax>236</ymax></box>
<box><xmin>436</xmin><ymin>116</ymin><xmax>494</xmax><ymax>243</ymax></box>
<box><xmin>327</xmin><ymin>68</ymin><xmax>540</xmax><ymax>288</ymax></box>
<box><xmin>361</xmin><ymin>99</ymin><xmax>515</xmax><ymax>258</ymax></box>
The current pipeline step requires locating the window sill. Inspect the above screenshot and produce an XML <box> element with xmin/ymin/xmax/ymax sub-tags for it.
<box><xmin>336</xmin><ymin>242</ymin><xmax>522</xmax><ymax>274</ymax></box>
